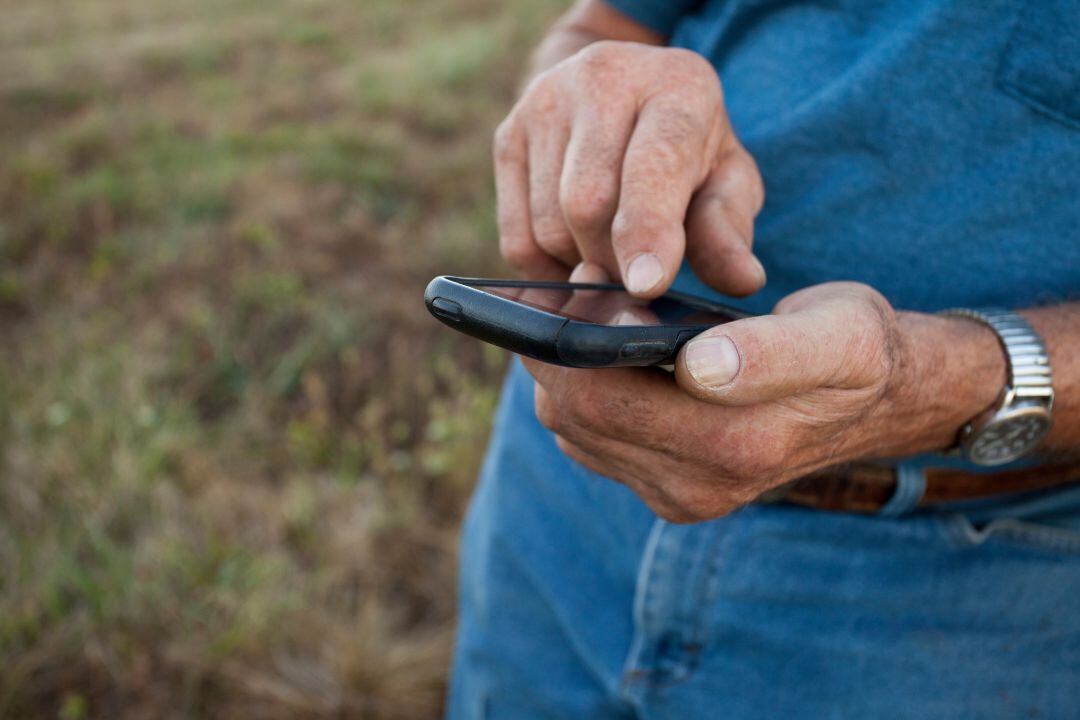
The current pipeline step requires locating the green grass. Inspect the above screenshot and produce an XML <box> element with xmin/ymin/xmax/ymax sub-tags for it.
<box><xmin>0</xmin><ymin>0</ymin><xmax>563</xmax><ymax>717</ymax></box>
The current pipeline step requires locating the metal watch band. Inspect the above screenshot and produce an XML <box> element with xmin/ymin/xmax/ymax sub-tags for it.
<box><xmin>939</xmin><ymin>308</ymin><xmax>1054</xmax><ymax>408</ymax></box>
<box><xmin>939</xmin><ymin>308</ymin><xmax>1054</xmax><ymax>464</ymax></box>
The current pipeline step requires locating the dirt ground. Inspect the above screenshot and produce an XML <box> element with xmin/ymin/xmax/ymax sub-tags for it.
<box><xmin>0</xmin><ymin>0</ymin><xmax>562</xmax><ymax>716</ymax></box>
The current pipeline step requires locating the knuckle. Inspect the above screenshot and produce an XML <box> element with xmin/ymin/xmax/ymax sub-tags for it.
<box><xmin>665</xmin><ymin>49</ymin><xmax>722</xmax><ymax>97</ymax></box>
<box><xmin>847</xmin><ymin>291</ymin><xmax>898</xmax><ymax>380</ymax></box>
<box><xmin>560</xmin><ymin>383</ymin><xmax>607</xmax><ymax>430</ymax></box>
<box><xmin>575</xmin><ymin>41</ymin><xmax>622</xmax><ymax>76</ymax></box>
<box><xmin>844</xmin><ymin>281</ymin><xmax>886</xmax><ymax>307</ymax></box>
<box><xmin>571</xmin><ymin>43</ymin><xmax>638</xmax><ymax>108</ymax></box>
<box><xmin>499</xmin><ymin>233</ymin><xmax>541</xmax><ymax>269</ymax></box>
<box><xmin>522</xmin><ymin>73</ymin><xmax>562</xmax><ymax>117</ymax></box>
<box><xmin>564</xmin><ymin>395</ymin><xmax>601</xmax><ymax>431</ymax></box>
<box><xmin>864</xmin><ymin>289</ymin><xmax>896</xmax><ymax>326</ymax></box>
<box><xmin>654</xmin><ymin>111</ymin><xmax>701</xmax><ymax>158</ymax></box>
<box><xmin>535</xmin><ymin>397</ymin><xmax>561</xmax><ymax>433</ymax></box>
<box><xmin>560</xmin><ymin>178</ymin><xmax>618</xmax><ymax>230</ymax></box>
<box><xmin>588</xmin><ymin>387</ymin><xmax>663</xmax><ymax>445</ymax></box>
<box><xmin>855</xmin><ymin>301</ymin><xmax>891</xmax><ymax>341</ymax></box>
<box><xmin>729</xmin><ymin>149</ymin><xmax>766</xmax><ymax>213</ymax></box>
<box><xmin>492</xmin><ymin>120</ymin><xmax>522</xmax><ymax>164</ymax></box>
<box><xmin>835</xmin><ymin>284</ymin><xmax>894</xmax><ymax>336</ymax></box>
<box><xmin>748</xmin><ymin>161</ymin><xmax>766</xmax><ymax>212</ymax></box>
<box><xmin>659</xmin><ymin>482</ymin><xmax>726</xmax><ymax>523</ymax></box>
<box><xmin>531</xmin><ymin>219</ymin><xmax>575</xmax><ymax>256</ymax></box>
<box><xmin>666</xmin><ymin>47</ymin><xmax>715</xmax><ymax>75</ymax></box>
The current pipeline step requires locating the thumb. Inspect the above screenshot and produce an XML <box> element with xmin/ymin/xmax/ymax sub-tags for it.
<box><xmin>674</xmin><ymin>283</ymin><xmax>894</xmax><ymax>405</ymax></box>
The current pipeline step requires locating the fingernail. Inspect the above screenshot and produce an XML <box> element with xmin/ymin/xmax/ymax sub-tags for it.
<box><xmin>625</xmin><ymin>253</ymin><xmax>664</xmax><ymax>294</ymax></box>
<box><xmin>684</xmin><ymin>335</ymin><xmax>741</xmax><ymax>388</ymax></box>
<box><xmin>613</xmin><ymin>308</ymin><xmax>648</xmax><ymax>326</ymax></box>
<box><xmin>570</xmin><ymin>261</ymin><xmax>609</xmax><ymax>284</ymax></box>
<box><xmin>569</xmin><ymin>262</ymin><xmax>591</xmax><ymax>283</ymax></box>
<box><xmin>749</xmin><ymin>255</ymin><xmax>767</xmax><ymax>285</ymax></box>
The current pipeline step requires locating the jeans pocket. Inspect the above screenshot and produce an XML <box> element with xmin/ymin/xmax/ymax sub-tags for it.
<box><xmin>995</xmin><ymin>0</ymin><xmax>1080</xmax><ymax>128</ymax></box>
<box><xmin>942</xmin><ymin>512</ymin><xmax>1080</xmax><ymax>555</ymax></box>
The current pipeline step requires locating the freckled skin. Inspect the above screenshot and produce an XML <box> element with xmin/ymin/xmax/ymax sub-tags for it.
<box><xmin>503</xmin><ymin>1</ymin><xmax>1080</xmax><ymax>522</ymax></box>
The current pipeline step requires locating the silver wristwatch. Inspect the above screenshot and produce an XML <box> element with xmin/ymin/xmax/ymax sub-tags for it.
<box><xmin>939</xmin><ymin>308</ymin><xmax>1054</xmax><ymax>466</ymax></box>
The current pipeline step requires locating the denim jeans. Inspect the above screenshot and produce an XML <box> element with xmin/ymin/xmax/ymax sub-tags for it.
<box><xmin>448</xmin><ymin>360</ymin><xmax>1080</xmax><ymax>719</ymax></box>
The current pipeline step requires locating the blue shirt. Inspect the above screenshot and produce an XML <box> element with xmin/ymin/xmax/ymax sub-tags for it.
<box><xmin>450</xmin><ymin>7</ymin><xmax>1080</xmax><ymax>709</ymax></box>
<box><xmin>607</xmin><ymin>0</ymin><xmax>1079</xmax><ymax>314</ymax></box>
<box><xmin>598</xmin><ymin>0</ymin><xmax>1079</xmax><ymax>508</ymax></box>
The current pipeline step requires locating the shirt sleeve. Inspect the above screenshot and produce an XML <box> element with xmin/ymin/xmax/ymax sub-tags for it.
<box><xmin>602</xmin><ymin>0</ymin><xmax>704</xmax><ymax>37</ymax></box>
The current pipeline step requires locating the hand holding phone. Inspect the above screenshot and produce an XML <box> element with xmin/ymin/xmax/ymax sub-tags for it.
<box><xmin>425</xmin><ymin>276</ymin><xmax>747</xmax><ymax>368</ymax></box>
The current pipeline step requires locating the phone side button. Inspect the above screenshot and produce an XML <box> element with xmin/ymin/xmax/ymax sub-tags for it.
<box><xmin>618</xmin><ymin>340</ymin><xmax>671</xmax><ymax>360</ymax></box>
<box><xmin>430</xmin><ymin>297</ymin><xmax>463</xmax><ymax>322</ymax></box>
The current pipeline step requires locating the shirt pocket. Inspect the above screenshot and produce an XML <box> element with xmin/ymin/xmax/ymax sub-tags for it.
<box><xmin>995</xmin><ymin>0</ymin><xmax>1080</xmax><ymax>129</ymax></box>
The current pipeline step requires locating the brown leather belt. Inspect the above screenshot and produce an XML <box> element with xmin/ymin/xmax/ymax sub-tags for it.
<box><xmin>763</xmin><ymin>461</ymin><xmax>1080</xmax><ymax>514</ymax></box>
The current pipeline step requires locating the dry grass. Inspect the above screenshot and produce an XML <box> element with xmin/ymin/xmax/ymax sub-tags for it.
<box><xmin>0</xmin><ymin>0</ymin><xmax>563</xmax><ymax>717</ymax></box>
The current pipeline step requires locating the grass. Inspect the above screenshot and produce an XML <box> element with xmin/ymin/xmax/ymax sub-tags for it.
<box><xmin>0</xmin><ymin>0</ymin><xmax>563</xmax><ymax>716</ymax></box>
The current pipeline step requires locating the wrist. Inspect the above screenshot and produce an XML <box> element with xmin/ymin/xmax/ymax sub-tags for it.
<box><xmin>862</xmin><ymin>311</ymin><xmax>1006</xmax><ymax>459</ymax></box>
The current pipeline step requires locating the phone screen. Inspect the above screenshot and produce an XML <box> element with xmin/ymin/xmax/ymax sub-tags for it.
<box><xmin>470</xmin><ymin>283</ymin><xmax>736</xmax><ymax>327</ymax></box>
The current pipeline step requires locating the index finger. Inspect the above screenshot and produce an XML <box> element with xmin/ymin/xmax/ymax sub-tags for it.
<box><xmin>559</xmin><ymin>286</ymin><xmax>661</xmax><ymax>325</ymax></box>
<box><xmin>519</xmin><ymin>357</ymin><xmax>702</xmax><ymax>452</ymax></box>
<box><xmin>610</xmin><ymin>100</ymin><xmax>715</xmax><ymax>298</ymax></box>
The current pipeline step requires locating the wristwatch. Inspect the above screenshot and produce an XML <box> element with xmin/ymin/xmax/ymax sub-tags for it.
<box><xmin>939</xmin><ymin>308</ymin><xmax>1054</xmax><ymax>466</ymax></box>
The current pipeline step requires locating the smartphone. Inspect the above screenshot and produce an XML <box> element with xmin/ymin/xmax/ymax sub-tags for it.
<box><xmin>424</xmin><ymin>276</ymin><xmax>748</xmax><ymax>368</ymax></box>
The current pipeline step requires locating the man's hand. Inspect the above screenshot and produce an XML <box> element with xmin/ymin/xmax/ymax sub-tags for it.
<box><xmin>523</xmin><ymin>282</ymin><xmax>1010</xmax><ymax>523</ymax></box>
<box><xmin>494</xmin><ymin>41</ymin><xmax>766</xmax><ymax>297</ymax></box>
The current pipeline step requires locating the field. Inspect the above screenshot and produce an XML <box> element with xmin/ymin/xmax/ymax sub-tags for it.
<box><xmin>0</xmin><ymin>0</ymin><xmax>562</xmax><ymax>717</ymax></box>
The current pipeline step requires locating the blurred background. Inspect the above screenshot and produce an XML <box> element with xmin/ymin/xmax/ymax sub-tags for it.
<box><xmin>0</xmin><ymin>0</ymin><xmax>564</xmax><ymax>716</ymax></box>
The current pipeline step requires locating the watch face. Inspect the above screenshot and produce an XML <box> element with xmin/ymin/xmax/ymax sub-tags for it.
<box><xmin>968</xmin><ymin>409</ymin><xmax>1052</xmax><ymax>465</ymax></box>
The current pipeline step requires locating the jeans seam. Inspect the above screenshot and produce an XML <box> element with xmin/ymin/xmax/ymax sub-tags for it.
<box><xmin>940</xmin><ymin>513</ymin><xmax>1080</xmax><ymax>554</ymax></box>
<box><xmin>619</xmin><ymin>519</ymin><xmax>667</xmax><ymax>702</ymax></box>
<box><xmin>982</xmin><ymin>518</ymin><xmax>1080</xmax><ymax>553</ymax></box>
<box><xmin>689</xmin><ymin>521</ymin><xmax>733</xmax><ymax>658</ymax></box>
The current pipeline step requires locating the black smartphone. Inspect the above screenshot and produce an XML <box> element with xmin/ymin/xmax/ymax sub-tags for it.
<box><xmin>424</xmin><ymin>276</ymin><xmax>748</xmax><ymax>368</ymax></box>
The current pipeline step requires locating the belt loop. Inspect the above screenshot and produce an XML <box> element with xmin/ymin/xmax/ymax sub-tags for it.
<box><xmin>878</xmin><ymin>464</ymin><xmax>926</xmax><ymax>517</ymax></box>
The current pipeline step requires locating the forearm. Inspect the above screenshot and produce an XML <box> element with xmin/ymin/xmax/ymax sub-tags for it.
<box><xmin>1024</xmin><ymin>304</ymin><xmax>1080</xmax><ymax>451</ymax></box>
<box><xmin>528</xmin><ymin>24</ymin><xmax>601</xmax><ymax>80</ymax></box>
<box><xmin>861</xmin><ymin>303</ymin><xmax>1080</xmax><ymax>462</ymax></box>
<box><xmin>525</xmin><ymin>0</ymin><xmax>663</xmax><ymax>81</ymax></box>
